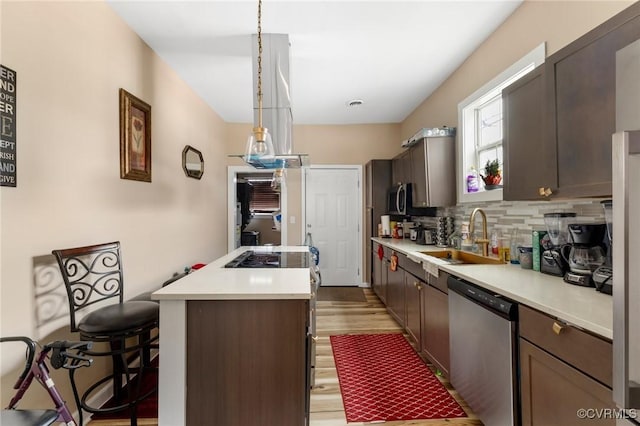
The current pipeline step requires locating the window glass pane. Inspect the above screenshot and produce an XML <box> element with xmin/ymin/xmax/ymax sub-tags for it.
<box><xmin>478</xmin><ymin>96</ymin><xmax>502</xmax><ymax>147</ymax></box>
<box><xmin>478</xmin><ymin>146</ymin><xmax>503</xmax><ymax>174</ymax></box>
<box><xmin>478</xmin><ymin>149</ymin><xmax>495</xmax><ymax>172</ymax></box>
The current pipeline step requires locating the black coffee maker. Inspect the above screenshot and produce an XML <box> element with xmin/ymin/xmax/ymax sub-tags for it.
<box><xmin>592</xmin><ymin>200</ymin><xmax>613</xmax><ymax>294</ymax></box>
<box><xmin>562</xmin><ymin>223</ymin><xmax>607</xmax><ymax>287</ymax></box>
<box><xmin>541</xmin><ymin>212</ymin><xmax>576</xmax><ymax>276</ymax></box>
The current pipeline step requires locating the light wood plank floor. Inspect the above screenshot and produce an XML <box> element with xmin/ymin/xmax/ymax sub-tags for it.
<box><xmin>310</xmin><ymin>288</ymin><xmax>482</xmax><ymax>426</ymax></box>
<box><xmin>89</xmin><ymin>288</ymin><xmax>482</xmax><ymax>426</ymax></box>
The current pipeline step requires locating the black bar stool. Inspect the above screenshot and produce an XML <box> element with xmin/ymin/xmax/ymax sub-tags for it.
<box><xmin>52</xmin><ymin>241</ymin><xmax>159</xmax><ymax>426</ymax></box>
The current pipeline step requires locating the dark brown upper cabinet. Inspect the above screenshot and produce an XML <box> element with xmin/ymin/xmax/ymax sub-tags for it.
<box><xmin>391</xmin><ymin>149</ymin><xmax>412</xmax><ymax>186</ymax></box>
<box><xmin>503</xmin><ymin>2</ymin><xmax>640</xmax><ymax>200</ymax></box>
<box><xmin>503</xmin><ymin>65</ymin><xmax>550</xmax><ymax>201</ymax></box>
<box><xmin>410</xmin><ymin>137</ymin><xmax>456</xmax><ymax>207</ymax></box>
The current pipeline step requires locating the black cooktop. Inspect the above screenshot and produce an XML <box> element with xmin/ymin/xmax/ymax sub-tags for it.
<box><xmin>224</xmin><ymin>251</ymin><xmax>310</xmax><ymax>269</ymax></box>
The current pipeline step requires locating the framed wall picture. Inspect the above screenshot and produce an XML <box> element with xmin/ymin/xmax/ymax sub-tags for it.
<box><xmin>119</xmin><ymin>88</ymin><xmax>151</xmax><ymax>182</ymax></box>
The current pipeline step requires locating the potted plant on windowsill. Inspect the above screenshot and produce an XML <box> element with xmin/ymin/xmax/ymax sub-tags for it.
<box><xmin>480</xmin><ymin>159</ymin><xmax>502</xmax><ymax>189</ymax></box>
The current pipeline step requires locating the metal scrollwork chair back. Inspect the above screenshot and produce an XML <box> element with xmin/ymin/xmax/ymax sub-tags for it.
<box><xmin>52</xmin><ymin>241</ymin><xmax>159</xmax><ymax>426</ymax></box>
<box><xmin>55</xmin><ymin>242</ymin><xmax>124</xmax><ymax>331</ymax></box>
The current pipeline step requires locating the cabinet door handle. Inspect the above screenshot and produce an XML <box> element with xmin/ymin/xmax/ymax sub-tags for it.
<box><xmin>539</xmin><ymin>187</ymin><xmax>554</xmax><ymax>197</ymax></box>
<box><xmin>552</xmin><ymin>321</ymin><xmax>565</xmax><ymax>335</ymax></box>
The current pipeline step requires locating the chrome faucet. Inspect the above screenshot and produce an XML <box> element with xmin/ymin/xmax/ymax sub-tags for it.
<box><xmin>469</xmin><ymin>208</ymin><xmax>490</xmax><ymax>257</ymax></box>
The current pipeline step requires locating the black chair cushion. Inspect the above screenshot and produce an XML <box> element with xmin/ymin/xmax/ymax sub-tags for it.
<box><xmin>78</xmin><ymin>301</ymin><xmax>159</xmax><ymax>334</ymax></box>
<box><xmin>1</xmin><ymin>409</ymin><xmax>59</xmax><ymax>426</ymax></box>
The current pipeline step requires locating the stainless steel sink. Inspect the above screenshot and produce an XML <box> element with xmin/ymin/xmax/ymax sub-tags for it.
<box><xmin>421</xmin><ymin>249</ymin><xmax>505</xmax><ymax>265</ymax></box>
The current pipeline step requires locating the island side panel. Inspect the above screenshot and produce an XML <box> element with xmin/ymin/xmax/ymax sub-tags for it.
<box><xmin>158</xmin><ymin>300</ymin><xmax>186</xmax><ymax>426</ymax></box>
<box><xmin>186</xmin><ymin>299</ymin><xmax>309</xmax><ymax>426</ymax></box>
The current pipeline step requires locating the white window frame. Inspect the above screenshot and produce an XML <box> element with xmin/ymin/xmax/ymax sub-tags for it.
<box><xmin>457</xmin><ymin>43</ymin><xmax>546</xmax><ymax>204</ymax></box>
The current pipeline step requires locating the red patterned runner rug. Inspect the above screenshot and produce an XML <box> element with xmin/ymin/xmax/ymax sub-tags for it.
<box><xmin>330</xmin><ymin>333</ymin><xmax>467</xmax><ymax>423</ymax></box>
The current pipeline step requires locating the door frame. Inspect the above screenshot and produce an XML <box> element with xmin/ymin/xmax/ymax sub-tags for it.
<box><xmin>302</xmin><ymin>165</ymin><xmax>364</xmax><ymax>286</ymax></box>
<box><xmin>227</xmin><ymin>166</ymin><xmax>288</xmax><ymax>253</ymax></box>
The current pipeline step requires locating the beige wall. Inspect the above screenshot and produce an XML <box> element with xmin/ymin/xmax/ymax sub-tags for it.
<box><xmin>401</xmin><ymin>0</ymin><xmax>634</xmax><ymax>139</ymax></box>
<box><xmin>0</xmin><ymin>1</ymin><xmax>228</xmax><ymax>405</ymax></box>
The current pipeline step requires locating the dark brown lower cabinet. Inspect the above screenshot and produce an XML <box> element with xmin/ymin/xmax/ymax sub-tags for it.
<box><xmin>186</xmin><ymin>299</ymin><xmax>309</xmax><ymax>426</ymax></box>
<box><xmin>372</xmin><ymin>246</ymin><xmax>388</xmax><ymax>304</ymax></box>
<box><xmin>519</xmin><ymin>305</ymin><xmax>615</xmax><ymax>426</ymax></box>
<box><xmin>404</xmin><ymin>273</ymin><xmax>423</xmax><ymax>348</ymax></box>
<box><xmin>380</xmin><ymin>258</ymin><xmax>389</xmax><ymax>304</ymax></box>
<box><xmin>520</xmin><ymin>339</ymin><xmax>615</xmax><ymax>426</ymax></box>
<box><xmin>420</xmin><ymin>283</ymin><xmax>450</xmax><ymax>376</ymax></box>
<box><xmin>386</xmin><ymin>262</ymin><xmax>405</xmax><ymax>326</ymax></box>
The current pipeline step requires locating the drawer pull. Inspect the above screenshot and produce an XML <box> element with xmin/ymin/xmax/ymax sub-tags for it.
<box><xmin>552</xmin><ymin>322</ymin><xmax>565</xmax><ymax>335</ymax></box>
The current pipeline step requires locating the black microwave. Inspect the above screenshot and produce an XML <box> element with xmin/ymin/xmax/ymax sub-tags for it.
<box><xmin>388</xmin><ymin>183</ymin><xmax>437</xmax><ymax>216</ymax></box>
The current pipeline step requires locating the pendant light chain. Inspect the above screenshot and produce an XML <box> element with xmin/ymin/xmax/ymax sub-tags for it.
<box><xmin>257</xmin><ymin>0</ymin><xmax>263</xmax><ymax>129</ymax></box>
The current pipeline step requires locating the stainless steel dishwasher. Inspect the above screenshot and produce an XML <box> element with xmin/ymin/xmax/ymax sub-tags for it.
<box><xmin>448</xmin><ymin>275</ymin><xmax>519</xmax><ymax>426</ymax></box>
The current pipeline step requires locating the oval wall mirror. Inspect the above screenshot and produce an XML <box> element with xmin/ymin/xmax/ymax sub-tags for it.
<box><xmin>182</xmin><ymin>145</ymin><xmax>204</xmax><ymax>179</ymax></box>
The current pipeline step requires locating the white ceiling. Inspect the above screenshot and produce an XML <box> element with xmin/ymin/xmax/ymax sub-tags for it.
<box><xmin>107</xmin><ymin>0</ymin><xmax>522</xmax><ymax>125</ymax></box>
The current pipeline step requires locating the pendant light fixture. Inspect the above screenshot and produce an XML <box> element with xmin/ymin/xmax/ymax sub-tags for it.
<box><xmin>244</xmin><ymin>0</ymin><xmax>277</xmax><ymax>165</ymax></box>
<box><xmin>230</xmin><ymin>0</ymin><xmax>309</xmax><ymax>169</ymax></box>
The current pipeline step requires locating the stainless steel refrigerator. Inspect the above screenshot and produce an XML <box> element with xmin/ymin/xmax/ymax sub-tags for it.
<box><xmin>612</xmin><ymin>38</ymin><xmax>640</xmax><ymax>426</ymax></box>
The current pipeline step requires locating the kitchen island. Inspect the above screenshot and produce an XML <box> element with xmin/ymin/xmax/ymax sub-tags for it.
<box><xmin>151</xmin><ymin>246</ymin><xmax>312</xmax><ymax>426</ymax></box>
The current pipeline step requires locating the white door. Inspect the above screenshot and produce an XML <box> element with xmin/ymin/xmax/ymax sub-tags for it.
<box><xmin>305</xmin><ymin>167</ymin><xmax>361</xmax><ymax>286</ymax></box>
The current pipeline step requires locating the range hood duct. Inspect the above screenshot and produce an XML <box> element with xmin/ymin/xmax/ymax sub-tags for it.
<box><xmin>239</xmin><ymin>33</ymin><xmax>307</xmax><ymax>169</ymax></box>
<box><xmin>252</xmin><ymin>33</ymin><xmax>292</xmax><ymax>157</ymax></box>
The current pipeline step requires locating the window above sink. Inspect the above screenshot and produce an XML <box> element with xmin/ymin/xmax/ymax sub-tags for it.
<box><xmin>456</xmin><ymin>43</ymin><xmax>545</xmax><ymax>204</ymax></box>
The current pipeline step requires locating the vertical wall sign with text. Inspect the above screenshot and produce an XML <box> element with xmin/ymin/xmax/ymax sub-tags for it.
<box><xmin>0</xmin><ymin>65</ymin><xmax>17</xmax><ymax>187</ymax></box>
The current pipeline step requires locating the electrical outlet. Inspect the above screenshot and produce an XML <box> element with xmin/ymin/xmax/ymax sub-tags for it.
<box><xmin>290</xmin><ymin>216</ymin><xmax>296</xmax><ymax>224</ymax></box>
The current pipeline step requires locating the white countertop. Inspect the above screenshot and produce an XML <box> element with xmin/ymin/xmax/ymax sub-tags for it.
<box><xmin>372</xmin><ymin>237</ymin><xmax>613</xmax><ymax>340</ymax></box>
<box><xmin>151</xmin><ymin>246</ymin><xmax>311</xmax><ymax>301</ymax></box>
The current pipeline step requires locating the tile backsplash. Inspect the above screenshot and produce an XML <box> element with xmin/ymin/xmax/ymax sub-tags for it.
<box><xmin>413</xmin><ymin>198</ymin><xmax>610</xmax><ymax>244</ymax></box>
